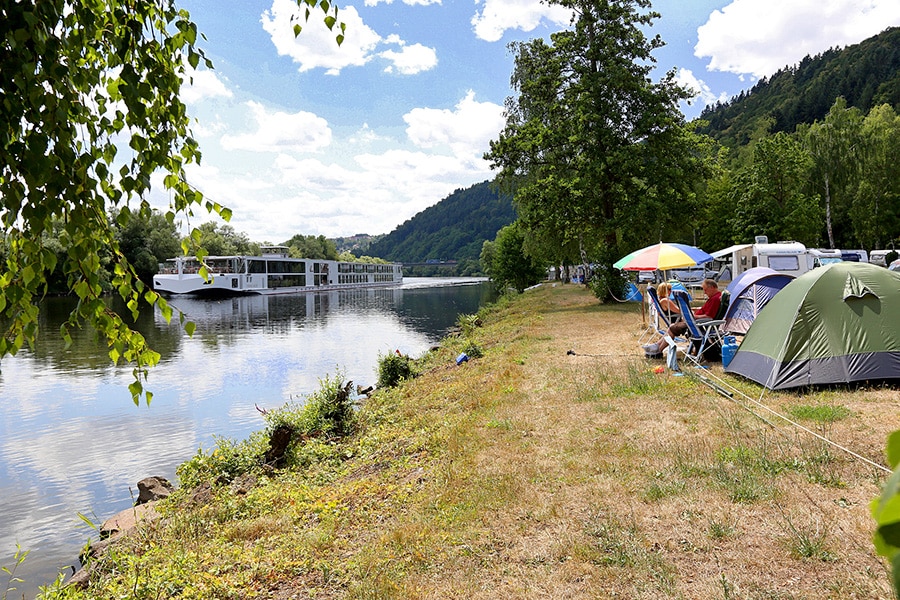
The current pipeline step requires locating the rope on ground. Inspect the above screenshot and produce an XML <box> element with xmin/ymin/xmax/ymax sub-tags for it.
<box><xmin>685</xmin><ymin>362</ymin><xmax>891</xmax><ymax>475</ymax></box>
<box><xmin>566</xmin><ymin>349</ymin><xmax>634</xmax><ymax>358</ymax></box>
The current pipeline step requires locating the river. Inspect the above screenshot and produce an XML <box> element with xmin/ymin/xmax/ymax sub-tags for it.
<box><xmin>0</xmin><ymin>277</ymin><xmax>494</xmax><ymax>599</ymax></box>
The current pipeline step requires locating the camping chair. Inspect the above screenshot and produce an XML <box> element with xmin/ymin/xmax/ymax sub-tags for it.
<box><xmin>641</xmin><ymin>285</ymin><xmax>674</xmax><ymax>343</ymax></box>
<box><xmin>670</xmin><ymin>289</ymin><xmax>729</xmax><ymax>365</ymax></box>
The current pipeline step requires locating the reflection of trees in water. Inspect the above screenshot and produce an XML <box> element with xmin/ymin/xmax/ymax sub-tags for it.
<box><xmin>164</xmin><ymin>283</ymin><xmax>493</xmax><ymax>349</ymax></box>
<box><xmin>392</xmin><ymin>284</ymin><xmax>497</xmax><ymax>336</ymax></box>
<box><xmin>23</xmin><ymin>284</ymin><xmax>493</xmax><ymax>371</ymax></box>
<box><xmin>26</xmin><ymin>296</ymin><xmax>182</xmax><ymax>371</ymax></box>
<box><xmin>21</xmin><ymin>282</ymin><xmax>494</xmax><ymax>367</ymax></box>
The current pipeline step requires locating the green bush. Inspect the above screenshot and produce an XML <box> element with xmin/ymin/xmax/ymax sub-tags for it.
<box><xmin>266</xmin><ymin>372</ymin><xmax>357</xmax><ymax>439</ymax></box>
<box><xmin>457</xmin><ymin>313</ymin><xmax>482</xmax><ymax>337</ymax></box>
<box><xmin>588</xmin><ymin>267</ymin><xmax>629</xmax><ymax>303</ymax></box>
<box><xmin>378</xmin><ymin>351</ymin><xmax>415</xmax><ymax>388</ymax></box>
<box><xmin>176</xmin><ymin>433</ymin><xmax>268</xmax><ymax>489</ymax></box>
<box><xmin>176</xmin><ymin>372</ymin><xmax>357</xmax><ymax>489</ymax></box>
<box><xmin>462</xmin><ymin>339</ymin><xmax>484</xmax><ymax>358</ymax></box>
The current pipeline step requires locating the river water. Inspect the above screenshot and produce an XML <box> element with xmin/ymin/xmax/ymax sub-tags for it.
<box><xmin>0</xmin><ymin>277</ymin><xmax>494</xmax><ymax>599</ymax></box>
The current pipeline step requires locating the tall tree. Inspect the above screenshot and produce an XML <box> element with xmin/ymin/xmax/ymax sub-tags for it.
<box><xmin>850</xmin><ymin>104</ymin><xmax>900</xmax><ymax>250</ymax></box>
<box><xmin>489</xmin><ymin>222</ymin><xmax>545</xmax><ymax>293</ymax></box>
<box><xmin>0</xmin><ymin>1</ymin><xmax>342</xmax><ymax>402</ymax></box>
<box><xmin>801</xmin><ymin>97</ymin><xmax>864</xmax><ymax>248</ymax></box>
<box><xmin>730</xmin><ymin>132</ymin><xmax>820</xmax><ymax>244</ymax></box>
<box><xmin>486</xmin><ymin>0</ymin><xmax>708</xmax><ymax>286</ymax></box>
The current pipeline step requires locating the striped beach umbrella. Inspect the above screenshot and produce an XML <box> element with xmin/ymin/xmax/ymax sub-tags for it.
<box><xmin>614</xmin><ymin>242</ymin><xmax>714</xmax><ymax>271</ymax></box>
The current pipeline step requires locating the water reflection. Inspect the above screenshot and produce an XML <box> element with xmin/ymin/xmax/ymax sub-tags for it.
<box><xmin>0</xmin><ymin>277</ymin><xmax>492</xmax><ymax>599</ymax></box>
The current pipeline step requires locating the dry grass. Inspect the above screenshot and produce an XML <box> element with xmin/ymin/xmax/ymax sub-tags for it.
<box><xmin>360</xmin><ymin>284</ymin><xmax>897</xmax><ymax>599</ymax></box>
<box><xmin>57</xmin><ymin>284</ymin><xmax>898</xmax><ymax>599</ymax></box>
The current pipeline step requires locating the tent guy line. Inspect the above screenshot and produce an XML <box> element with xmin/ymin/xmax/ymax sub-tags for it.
<box><xmin>691</xmin><ymin>364</ymin><xmax>891</xmax><ymax>475</ymax></box>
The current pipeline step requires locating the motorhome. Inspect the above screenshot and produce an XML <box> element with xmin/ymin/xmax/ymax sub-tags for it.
<box><xmin>810</xmin><ymin>249</ymin><xmax>843</xmax><ymax>268</ymax></box>
<box><xmin>870</xmin><ymin>249</ymin><xmax>894</xmax><ymax>267</ymax></box>
<box><xmin>841</xmin><ymin>249</ymin><xmax>868</xmax><ymax>263</ymax></box>
<box><xmin>710</xmin><ymin>237</ymin><xmax>813</xmax><ymax>283</ymax></box>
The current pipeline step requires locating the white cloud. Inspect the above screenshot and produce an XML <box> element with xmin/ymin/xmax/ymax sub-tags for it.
<box><xmin>675</xmin><ymin>68</ymin><xmax>729</xmax><ymax>110</ymax></box>
<box><xmin>471</xmin><ymin>0</ymin><xmax>572</xmax><ymax>42</ymax></box>
<box><xmin>695</xmin><ymin>0</ymin><xmax>900</xmax><ymax>78</ymax></box>
<box><xmin>180</xmin><ymin>91</ymin><xmax>502</xmax><ymax>239</ymax></box>
<box><xmin>403</xmin><ymin>90</ymin><xmax>505</xmax><ymax>161</ymax></box>
<box><xmin>379</xmin><ymin>42</ymin><xmax>438</xmax><ymax>74</ymax></box>
<box><xmin>260</xmin><ymin>0</ymin><xmax>438</xmax><ymax>76</ymax></box>
<box><xmin>261</xmin><ymin>0</ymin><xmax>381</xmax><ymax>74</ymax></box>
<box><xmin>220</xmin><ymin>101</ymin><xmax>332</xmax><ymax>153</ymax></box>
<box><xmin>181</xmin><ymin>68</ymin><xmax>233</xmax><ymax>104</ymax></box>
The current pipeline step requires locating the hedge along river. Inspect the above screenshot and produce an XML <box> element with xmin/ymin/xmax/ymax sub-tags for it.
<box><xmin>0</xmin><ymin>277</ymin><xmax>495</xmax><ymax>599</ymax></box>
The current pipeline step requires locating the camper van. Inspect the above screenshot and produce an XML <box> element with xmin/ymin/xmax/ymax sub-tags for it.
<box><xmin>841</xmin><ymin>249</ymin><xmax>868</xmax><ymax>263</ymax></box>
<box><xmin>870</xmin><ymin>249</ymin><xmax>894</xmax><ymax>267</ymax></box>
<box><xmin>711</xmin><ymin>238</ymin><xmax>813</xmax><ymax>283</ymax></box>
<box><xmin>810</xmin><ymin>249</ymin><xmax>843</xmax><ymax>268</ymax></box>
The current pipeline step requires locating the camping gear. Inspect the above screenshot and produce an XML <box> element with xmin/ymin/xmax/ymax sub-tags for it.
<box><xmin>723</xmin><ymin>267</ymin><xmax>794</xmax><ymax>334</ymax></box>
<box><xmin>721</xmin><ymin>336</ymin><xmax>739</xmax><ymax>368</ymax></box>
<box><xmin>672</xmin><ymin>289</ymin><xmax>727</xmax><ymax>363</ymax></box>
<box><xmin>624</xmin><ymin>281</ymin><xmax>642</xmax><ymax>302</ymax></box>
<box><xmin>725</xmin><ymin>262</ymin><xmax>900</xmax><ymax>390</ymax></box>
<box><xmin>614</xmin><ymin>242</ymin><xmax>714</xmax><ymax>272</ymax></box>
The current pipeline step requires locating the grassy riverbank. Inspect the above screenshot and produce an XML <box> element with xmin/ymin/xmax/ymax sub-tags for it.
<box><xmin>42</xmin><ymin>283</ymin><xmax>896</xmax><ymax>599</ymax></box>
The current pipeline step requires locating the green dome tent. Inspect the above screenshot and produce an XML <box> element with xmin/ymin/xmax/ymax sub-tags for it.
<box><xmin>725</xmin><ymin>262</ymin><xmax>900</xmax><ymax>390</ymax></box>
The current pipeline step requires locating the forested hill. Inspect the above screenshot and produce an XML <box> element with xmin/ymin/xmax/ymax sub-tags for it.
<box><xmin>366</xmin><ymin>180</ymin><xmax>515</xmax><ymax>264</ymax></box>
<box><xmin>696</xmin><ymin>26</ymin><xmax>900</xmax><ymax>146</ymax></box>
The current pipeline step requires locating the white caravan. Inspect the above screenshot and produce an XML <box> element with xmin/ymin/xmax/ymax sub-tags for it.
<box><xmin>710</xmin><ymin>238</ymin><xmax>813</xmax><ymax>283</ymax></box>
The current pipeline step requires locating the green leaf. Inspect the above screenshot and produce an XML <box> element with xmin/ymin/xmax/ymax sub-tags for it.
<box><xmin>185</xmin><ymin>321</ymin><xmax>196</xmax><ymax>337</ymax></box>
<box><xmin>887</xmin><ymin>430</ymin><xmax>900</xmax><ymax>469</ymax></box>
<box><xmin>22</xmin><ymin>265</ymin><xmax>36</xmax><ymax>286</ymax></box>
<box><xmin>293</xmin><ymin>24</ymin><xmax>302</xmax><ymax>36</ymax></box>
<box><xmin>129</xmin><ymin>380</ymin><xmax>143</xmax><ymax>405</ymax></box>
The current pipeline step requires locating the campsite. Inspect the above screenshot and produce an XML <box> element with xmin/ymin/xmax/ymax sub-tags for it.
<box><xmin>44</xmin><ymin>281</ymin><xmax>899</xmax><ymax>599</ymax></box>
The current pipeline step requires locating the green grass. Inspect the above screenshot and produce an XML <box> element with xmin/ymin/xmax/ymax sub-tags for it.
<box><xmin>786</xmin><ymin>404</ymin><xmax>852</xmax><ymax>423</ymax></box>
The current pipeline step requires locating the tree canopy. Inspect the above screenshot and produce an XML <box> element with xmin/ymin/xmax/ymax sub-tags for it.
<box><xmin>0</xmin><ymin>0</ymin><xmax>343</xmax><ymax>402</ymax></box>
<box><xmin>485</xmin><ymin>0</ymin><xmax>712</xmax><ymax>286</ymax></box>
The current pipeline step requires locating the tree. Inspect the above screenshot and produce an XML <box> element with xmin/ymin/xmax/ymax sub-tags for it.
<box><xmin>801</xmin><ymin>97</ymin><xmax>864</xmax><ymax>248</ymax></box>
<box><xmin>489</xmin><ymin>222</ymin><xmax>545</xmax><ymax>293</ymax></box>
<box><xmin>282</xmin><ymin>233</ymin><xmax>338</xmax><ymax>260</ymax></box>
<box><xmin>114</xmin><ymin>208</ymin><xmax>182</xmax><ymax>284</ymax></box>
<box><xmin>196</xmin><ymin>222</ymin><xmax>258</xmax><ymax>256</ymax></box>
<box><xmin>0</xmin><ymin>1</ymin><xmax>342</xmax><ymax>402</ymax></box>
<box><xmin>486</xmin><ymin>0</ymin><xmax>709</xmax><ymax>293</ymax></box>
<box><xmin>729</xmin><ymin>132</ymin><xmax>820</xmax><ymax>245</ymax></box>
<box><xmin>850</xmin><ymin>104</ymin><xmax>900</xmax><ymax>249</ymax></box>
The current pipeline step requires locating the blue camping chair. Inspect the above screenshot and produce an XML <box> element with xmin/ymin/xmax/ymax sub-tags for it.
<box><xmin>641</xmin><ymin>285</ymin><xmax>689</xmax><ymax>350</ymax></box>
<box><xmin>670</xmin><ymin>289</ymin><xmax>729</xmax><ymax>364</ymax></box>
<box><xmin>642</xmin><ymin>285</ymin><xmax>681</xmax><ymax>344</ymax></box>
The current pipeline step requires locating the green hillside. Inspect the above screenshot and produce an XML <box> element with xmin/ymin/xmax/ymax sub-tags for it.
<box><xmin>366</xmin><ymin>180</ymin><xmax>516</xmax><ymax>270</ymax></box>
<box><xmin>696</xmin><ymin>26</ymin><xmax>900</xmax><ymax>146</ymax></box>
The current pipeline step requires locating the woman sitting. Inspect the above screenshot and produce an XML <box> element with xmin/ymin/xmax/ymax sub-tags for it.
<box><xmin>656</xmin><ymin>282</ymin><xmax>681</xmax><ymax>322</ymax></box>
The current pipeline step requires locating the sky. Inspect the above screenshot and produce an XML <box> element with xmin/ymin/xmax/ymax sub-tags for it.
<box><xmin>159</xmin><ymin>0</ymin><xmax>900</xmax><ymax>244</ymax></box>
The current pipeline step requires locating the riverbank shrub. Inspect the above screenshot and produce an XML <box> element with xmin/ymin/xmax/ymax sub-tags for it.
<box><xmin>266</xmin><ymin>372</ymin><xmax>357</xmax><ymax>440</ymax></box>
<box><xmin>176</xmin><ymin>433</ymin><xmax>269</xmax><ymax>489</ymax></box>
<box><xmin>176</xmin><ymin>373</ymin><xmax>357</xmax><ymax>488</ymax></box>
<box><xmin>377</xmin><ymin>351</ymin><xmax>415</xmax><ymax>388</ymax></box>
<box><xmin>457</xmin><ymin>313</ymin><xmax>482</xmax><ymax>337</ymax></box>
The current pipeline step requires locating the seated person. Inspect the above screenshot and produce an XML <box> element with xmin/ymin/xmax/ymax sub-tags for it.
<box><xmin>643</xmin><ymin>279</ymin><xmax>721</xmax><ymax>355</ymax></box>
<box><xmin>655</xmin><ymin>282</ymin><xmax>681</xmax><ymax>321</ymax></box>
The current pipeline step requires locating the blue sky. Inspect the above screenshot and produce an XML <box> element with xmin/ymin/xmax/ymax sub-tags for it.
<box><xmin>161</xmin><ymin>0</ymin><xmax>900</xmax><ymax>243</ymax></box>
